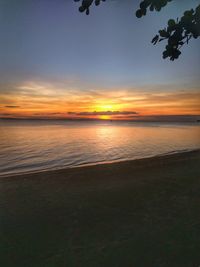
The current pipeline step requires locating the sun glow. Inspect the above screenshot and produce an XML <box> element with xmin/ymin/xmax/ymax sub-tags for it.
<box><xmin>99</xmin><ymin>115</ymin><xmax>111</xmax><ymax>120</ymax></box>
<box><xmin>98</xmin><ymin>104</ymin><xmax>114</xmax><ymax>111</ymax></box>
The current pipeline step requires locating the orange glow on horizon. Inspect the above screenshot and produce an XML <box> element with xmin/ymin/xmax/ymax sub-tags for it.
<box><xmin>0</xmin><ymin>81</ymin><xmax>200</xmax><ymax>120</ymax></box>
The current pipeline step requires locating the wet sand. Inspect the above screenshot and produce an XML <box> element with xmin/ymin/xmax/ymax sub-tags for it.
<box><xmin>0</xmin><ymin>150</ymin><xmax>200</xmax><ymax>267</ymax></box>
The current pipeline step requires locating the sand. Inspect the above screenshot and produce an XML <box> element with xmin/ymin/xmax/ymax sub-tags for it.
<box><xmin>0</xmin><ymin>150</ymin><xmax>200</xmax><ymax>267</ymax></box>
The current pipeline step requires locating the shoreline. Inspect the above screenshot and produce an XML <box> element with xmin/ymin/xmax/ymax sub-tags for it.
<box><xmin>1</xmin><ymin>148</ymin><xmax>200</xmax><ymax>179</ymax></box>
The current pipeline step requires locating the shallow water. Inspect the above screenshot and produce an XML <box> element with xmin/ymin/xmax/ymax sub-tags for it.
<box><xmin>0</xmin><ymin>120</ymin><xmax>200</xmax><ymax>176</ymax></box>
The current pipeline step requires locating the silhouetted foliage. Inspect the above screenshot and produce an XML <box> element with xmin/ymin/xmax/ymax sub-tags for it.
<box><xmin>136</xmin><ymin>0</ymin><xmax>173</xmax><ymax>17</ymax></box>
<box><xmin>74</xmin><ymin>0</ymin><xmax>200</xmax><ymax>61</ymax></box>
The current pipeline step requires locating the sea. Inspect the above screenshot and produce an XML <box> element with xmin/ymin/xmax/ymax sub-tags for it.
<box><xmin>0</xmin><ymin>119</ymin><xmax>200</xmax><ymax>177</ymax></box>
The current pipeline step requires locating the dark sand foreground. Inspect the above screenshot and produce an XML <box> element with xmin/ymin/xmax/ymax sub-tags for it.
<box><xmin>1</xmin><ymin>150</ymin><xmax>200</xmax><ymax>267</ymax></box>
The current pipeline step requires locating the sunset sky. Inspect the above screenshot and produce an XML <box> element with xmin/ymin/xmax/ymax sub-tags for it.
<box><xmin>0</xmin><ymin>0</ymin><xmax>200</xmax><ymax>120</ymax></box>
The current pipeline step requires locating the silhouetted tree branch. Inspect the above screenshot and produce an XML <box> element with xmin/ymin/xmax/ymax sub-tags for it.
<box><xmin>74</xmin><ymin>0</ymin><xmax>200</xmax><ymax>61</ymax></box>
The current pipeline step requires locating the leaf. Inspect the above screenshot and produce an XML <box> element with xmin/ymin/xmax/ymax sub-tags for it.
<box><xmin>86</xmin><ymin>8</ymin><xmax>90</xmax><ymax>15</ymax></box>
<box><xmin>173</xmin><ymin>49</ymin><xmax>181</xmax><ymax>59</ymax></box>
<box><xmin>159</xmin><ymin>30</ymin><xmax>169</xmax><ymax>38</ymax></box>
<box><xmin>150</xmin><ymin>4</ymin><xmax>154</xmax><ymax>11</ymax></box>
<box><xmin>79</xmin><ymin>6</ymin><xmax>86</xmax><ymax>12</ymax></box>
<box><xmin>163</xmin><ymin>50</ymin><xmax>169</xmax><ymax>59</ymax></box>
<box><xmin>136</xmin><ymin>9</ymin><xmax>143</xmax><ymax>18</ymax></box>
<box><xmin>140</xmin><ymin>1</ymin><xmax>147</xmax><ymax>9</ymax></box>
<box><xmin>151</xmin><ymin>35</ymin><xmax>159</xmax><ymax>44</ymax></box>
<box><xmin>168</xmin><ymin>19</ymin><xmax>176</xmax><ymax>27</ymax></box>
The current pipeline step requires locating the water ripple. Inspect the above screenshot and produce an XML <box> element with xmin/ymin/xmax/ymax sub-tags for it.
<box><xmin>0</xmin><ymin>121</ymin><xmax>199</xmax><ymax>176</ymax></box>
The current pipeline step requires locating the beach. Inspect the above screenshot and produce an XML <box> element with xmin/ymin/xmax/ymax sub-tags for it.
<box><xmin>0</xmin><ymin>149</ymin><xmax>200</xmax><ymax>267</ymax></box>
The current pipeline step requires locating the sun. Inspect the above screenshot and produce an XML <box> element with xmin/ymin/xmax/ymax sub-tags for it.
<box><xmin>92</xmin><ymin>102</ymin><xmax>121</xmax><ymax>120</ymax></box>
<box><xmin>99</xmin><ymin>115</ymin><xmax>110</xmax><ymax>120</ymax></box>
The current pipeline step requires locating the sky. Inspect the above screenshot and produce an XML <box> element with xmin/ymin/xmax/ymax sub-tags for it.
<box><xmin>0</xmin><ymin>0</ymin><xmax>200</xmax><ymax>120</ymax></box>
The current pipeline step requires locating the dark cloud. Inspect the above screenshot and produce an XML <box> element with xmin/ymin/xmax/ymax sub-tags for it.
<box><xmin>5</xmin><ymin>105</ymin><xmax>20</xmax><ymax>108</ymax></box>
<box><xmin>68</xmin><ymin>111</ymin><xmax>139</xmax><ymax>116</ymax></box>
<box><xmin>127</xmin><ymin>115</ymin><xmax>200</xmax><ymax>122</ymax></box>
<box><xmin>0</xmin><ymin>113</ymin><xmax>16</xmax><ymax>116</ymax></box>
<box><xmin>33</xmin><ymin>112</ymin><xmax>63</xmax><ymax>116</ymax></box>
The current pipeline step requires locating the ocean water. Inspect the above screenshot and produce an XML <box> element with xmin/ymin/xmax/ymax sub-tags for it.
<box><xmin>0</xmin><ymin>120</ymin><xmax>200</xmax><ymax>177</ymax></box>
